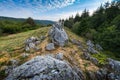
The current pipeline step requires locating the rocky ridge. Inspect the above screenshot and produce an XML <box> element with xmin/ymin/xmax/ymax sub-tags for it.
<box><xmin>5</xmin><ymin>22</ymin><xmax>120</xmax><ymax>80</ymax></box>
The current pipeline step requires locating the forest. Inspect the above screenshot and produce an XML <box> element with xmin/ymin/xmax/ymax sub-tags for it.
<box><xmin>64</xmin><ymin>0</ymin><xmax>120</xmax><ymax>57</ymax></box>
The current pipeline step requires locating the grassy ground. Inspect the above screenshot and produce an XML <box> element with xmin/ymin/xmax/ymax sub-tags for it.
<box><xmin>0</xmin><ymin>26</ymin><xmax>99</xmax><ymax>79</ymax></box>
<box><xmin>0</xmin><ymin>27</ymin><xmax>49</xmax><ymax>74</ymax></box>
<box><xmin>0</xmin><ymin>27</ymin><xmax>49</xmax><ymax>52</ymax></box>
<box><xmin>0</xmin><ymin>26</ymin><xmax>119</xmax><ymax>80</ymax></box>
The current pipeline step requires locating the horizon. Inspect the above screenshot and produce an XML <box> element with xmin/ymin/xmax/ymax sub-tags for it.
<box><xmin>0</xmin><ymin>0</ymin><xmax>112</xmax><ymax>21</ymax></box>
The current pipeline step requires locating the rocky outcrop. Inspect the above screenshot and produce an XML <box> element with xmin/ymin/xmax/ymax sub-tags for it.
<box><xmin>6</xmin><ymin>55</ymin><xmax>84</xmax><ymax>80</ymax></box>
<box><xmin>84</xmin><ymin>57</ymin><xmax>120</xmax><ymax>80</ymax></box>
<box><xmin>25</xmin><ymin>36</ymin><xmax>40</xmax><ymax>51</ymax></box>
<box><xmin>45</xmin><ymin>43</ymin><xmax>55</xmax><ymax>50</ymax></box>
<box><xmin>95</xmin><ymin>44</ymin><xmax>103</xmax><ymax>51</ymax></box>
<box><xmin>82</xmin><ymin>51</ymin><xmax>91</xmax><ymax>60</ymax></box>
<box><xmin>87</xmin><ymin>66</ymin><xmax>120</xmax><ymax>80</ymax></box>
<box><xmin>107</xmin><ymin>58</ymin><xmax>120</xmax><ymax>80</ymax></box>
<box><xmin>107</xmin><ymin>58</ymin><xmax>120</xmax><ymax>73</ymax></box>
<box><xmin>90</xmin><ymin>57</ymin><xmax>99</xmax><ymax>65</ymax></box>
<box><xmin>49</xmin><ymin>21</ymin><xmax>68</xmax><ymax>47</ymax></box>
<box><xmin>87</xmin><ymin>40</ymin><xmax>99</xmax><ymax>54</ymax></box>
<box><xmin>82</xmin><ymin>51</ymin><xmax>98</xmax><ymax>65</ymax></box>
<box><xmin>86</xmin><ymin>69</ymin><xmax>107</xmax><ymax>80</ymax></box>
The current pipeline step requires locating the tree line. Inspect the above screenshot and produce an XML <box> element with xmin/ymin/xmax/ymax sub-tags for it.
<box><xmin>0</xmin><ymin>17</ymin><xmax>41</xmax><ymax>35</ymax></box>
<box><xmin>63</xmin><ymin>0</ymin><xmax>120</xmax><ymax>56</ymax></box>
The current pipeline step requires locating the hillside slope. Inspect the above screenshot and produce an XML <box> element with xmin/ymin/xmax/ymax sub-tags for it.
<box><xmin>0</xmin><ymin>26</ymin><xmax>120</xmax><ymax>80</ymax></box>
<box><xmin>0</xmin><ymin>27</ymin><xmax>99</xmax><ymax>79</ymax></box>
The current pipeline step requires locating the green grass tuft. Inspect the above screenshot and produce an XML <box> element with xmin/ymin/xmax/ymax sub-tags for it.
<box><xmin>92</xmin><ymin>53</ymin><xmax>108</xmax><ymax>66</ymax></box>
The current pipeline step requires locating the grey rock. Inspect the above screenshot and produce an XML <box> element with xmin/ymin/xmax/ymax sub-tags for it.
<box><xmin>5</xmin><ymin>59</ymin><xmax>19</xmax><ymax>74</ymax></box>
<box><xmin>99</xmin><ymin>69</ymin><xmax>107</xmax><ymax>76</ymax></box>
<box><xmin>86</xmin><ymin>66</ymin><xmax>120</xmax><ymax>80</ymax></box>
<box><xmin>95</xmin><ymin>69</ymin><xmax>107</xmax><ymax>80</ymax></box>
<box><xmin>95</xmin><ymin>44</ymin><xmax>103</xmax><ymax>51</ymax></box>
<box><xmin>95</xmin><ymin>71</ymin><xmax>104</xmax><ymax>80</ymax></box>
<box><xmin>29</xmin><ymin>43</ymin><xmax>35</xmax><ymax>48</ymax></box>
<box><xmin>45</xmin><ymin>43</ymin><xmax>55</xmax><ymax>50</ymax></box>
<box><xmin>55</xmin><ymin>53</ymin><xmax>63</xmax><ymax>60</ymax></box>
<box><xmin>25</xmin><ymin>36</ymin><xmax>40</xmax><ymax>51</ymax></box>
<box><xmin>87</xmin><ymin>40</ymin><xmax>99</xmax><ymax>54</ymax></box>
<box><xmin>108</xmin><ymin>58</ymin><xmax>120</xmax><ymax>73</ymax></box>
<box><xmin>25</xmin><ymin>45</ymin><xmax>30</xmax><ymax>51</ymax></box>
<box><xmin>108</xmin><ymin>73</ymin><xmax>116</xmax><ymax>80</ymax></box>
<box><xmin>96</xmin><ymin>69</ymin><xmax>119</xmax><ymax>80</ymax></box>
<box><xmin>87</xmin><ymin>40</ymin><xmax>94</xmax><ymax>47</ymax></box>
<box><xmin>5</xmin><ymin>66</ymin><xmax>15</xmax><ymax>74</ymax></box>
<box><xmin>73</xmin><ymin>66</ymin><xmax>85</xmax><ymax>80</ymax></box>
<box><xmin>9</xmin><ymin>59</ymin><xmax>19</xmax><ymax>66</ymax></box>
<box><xmin>88</xmin><ymin>46</ymin><xmax>99</xmax><ymax>54</ymax></box>
<box><xmin>86</xmin><ymin>69</ymin><xmax>108</xmax><ymax>80</ymax></box>
<box><xmin>49</xmin><ymin>21</ymin><xmax>68</xmax><ymax>47</ymax></box>
<box><xmin>82</xmin><ymin>49</ymin><xmax>99</xmax><ymax>65</ymax></box>
<box><xmin>82</xmin><ymin>52</ymin><xmax>91</xmax><ymax>60</ymax></box>
<box><xmin>90</xmin><ymin>57</ymin><xmax>99</xmax><ymax>65</ymax></box>
<box><xmin>86</xmin><ymin>69</ymin><xmax>107</xmax><ymax>80</ymax></box>
<box><xmin>107</xmin><ymin>72</ymin><xmax>120</xmax><ymax>80</ymax></box>
<box><xmin>6</xmin><ymin>55</ymin><xmax>84</xmax><ymax>80</ymax></box>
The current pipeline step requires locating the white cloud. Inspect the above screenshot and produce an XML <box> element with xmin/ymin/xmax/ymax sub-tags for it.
<box><xmin>0</xmin><ymin>0</ymin><xmax>113</xmax><ymax>21</ymax></box>
<box><xmin>0</xmin><ymin>0</ymin><xmax>76</xmax><ymax>20</ymax></box>
<box><xmin>0</xmin><ymin>0</ymin><xmax>76</xmax><ymax>12</ymax></box>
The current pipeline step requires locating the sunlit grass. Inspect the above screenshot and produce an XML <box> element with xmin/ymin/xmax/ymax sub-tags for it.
<box><xmin>0</xmin><ymin>27</ymin><xmax>50</xmax><ymax>52</ymax></box>
<box><xmin>0</xmin><ymin>27</ymin><xmax>50</xmax><ymax>72</ymax></box>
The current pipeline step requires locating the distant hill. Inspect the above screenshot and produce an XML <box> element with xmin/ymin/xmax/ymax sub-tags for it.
<box><xmin>0</xmin><ymin>16</ymin><xmax>55</xmax><ymax>25</ymax></box>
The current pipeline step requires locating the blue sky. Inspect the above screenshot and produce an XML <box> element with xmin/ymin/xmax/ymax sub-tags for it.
<box><xmin>0</xmin><ymin>0</ymin><xmax>112</xmax><ymax>21</ymax></box>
